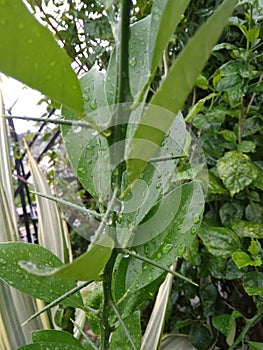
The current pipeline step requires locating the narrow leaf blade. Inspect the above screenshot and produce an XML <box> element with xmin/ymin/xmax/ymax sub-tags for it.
<box><xmin>0</xmin><ymin>0</ymin><xmax>83</xmax><ymax>115</ymax></box>
<box><xmin>127</xmin><ymin>0</ymin><xmax>236</xmax><ymax>183</ymax></box>
<box><xmin>26</xmin><ymin>236</ymin><xmax>114</xmax><ymax>281</ymax></box>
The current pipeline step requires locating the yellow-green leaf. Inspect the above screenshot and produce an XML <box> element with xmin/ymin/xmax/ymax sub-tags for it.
<box><xmin>0</xmin><ymin>0</ymin><xmax>83</xmax><ymax>116</ymax></box>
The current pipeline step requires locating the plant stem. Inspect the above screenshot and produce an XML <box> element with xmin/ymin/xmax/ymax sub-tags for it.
<box><xmin>115</xmin><ymin>0</ymin><xmax>133</xmax><ymax>105</ymax></box>
<box><xmin>229</xmin><ymin>309</ymin><xmax>263</xmax><ymax>349</ymax></box>
<box><xmin>122</xmin><ymin>249</ymin><xmax>198</xmax><ymax>286</ymax></box>
<box><xmin>100</xmin><ymin>249</ymin><xmax>117</xmax><ymax>350</ymax></box>
<box><xmin>22</xmin><ymin>281</ymin><xmax>92</xmax><ymax>326</ymax></box>
<box><xmin>100</xmin><ymin>1</ymin><xmax>133</xmax><ymax>348</ymax></box>
<box><xmin>110</xmin><ymin>300</ymin><xmax>137</xmax><ymax>350</ymax></box>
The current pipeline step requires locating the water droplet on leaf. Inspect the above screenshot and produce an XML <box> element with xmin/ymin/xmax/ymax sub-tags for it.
<box><xmin>90</xmin><ymin>99</ymin><xmax>97</xmax><ymax>110</ymax></box>
<box><xmin>129</xmin><ymin>57</ymin><xmax>137</xmax><ymax>67</ymax></box>
<box><xmin>162</xmin><ymin>243</ymin><xmax>173</xmax><ymax>254</ymax></box>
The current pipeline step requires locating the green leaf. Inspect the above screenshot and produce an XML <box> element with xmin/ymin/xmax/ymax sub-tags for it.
<box><xmin>232</xmin><ymin>251</ymin><xmax>255</xmax><ymax>268</ymax></box>
<box><xmin>192</xmin><ymin>109</ymin><xmax>225</xmax><ymax>132</ymax></box>
<box><xmin>217</xmin><ymin>151</ymin><xmax>258</xmax><ymax>196</ymax></box>
<box><xmin>185</xmin><ymin>93</ymin><xmax>217</xmax><ymax>122</ymax></box>
<box><xmin>109</xmin><ymin>311</ymin><xmax>141</xmax><ymax>350</ymax></box>
<box><xmin>127</xmin><ymin>0</ymin><xmax>236</xmax><ymax>183</ymax></box>
<box><xmin>61</xmin><ymin>68</ymin><xmax>111</xmax><ymax>201</ymax></box>
<box><xmin>207</xmin><ymin>172</ymin><xmax>227</xmax><ymax>195</ymax></box>
<box><xmin>199</xmin><ymin>227</ymin><xmax>240</xmax><ymax>258</ymax></box>
<box><xmin>247</xmin><ymin>341</ymin><xmax>263</xmax><ymax>350</ymax></box>
<box><xmin>200</xmin><ymin>283</ymin><xmax>218</xmax><ymax>317</ymax></box>
<box><xmin>218</xmin><ymin>130</ymin><xmax>237</xmax><ymax>143</ymax></box>
<box><xmin>243</xmin><ymin>271</ymin><xmax>263</xmax><ymax>296</ymax></box>
<box><xmin>106</xmin><ymin>16</ymin><xmax>151</xmax><ymax>103</ymax></box>
<box><xmin>189</xmin><ymin>324</ymin><xmax>213</xmax><ymax>350</ymax></box>
<box><xmin>23</xmin><ymin>236</ymin><xmax>114</xmax><ymax>281</ymax></box>
<box><xmin>17</xmin><ymin>343</ymin><xmax>83</xmax><ymax>350</ymax></box>
<box><xmin>231</xmin><ymin>220</ymin><xmax>263</xmax><ymax>239</ymax></box>
<box><xmin>237</xmin><ymin>140</ymin><xmax>256</xmax><ymax>153</ymax></box>
<box><xmin>212</xmin><ymin>314</ymin><xmax>232</xmax><ymax>337</ymax></box>
<box><xmin>0</xmin><ymin>0</ymin><xmax>83</xmax><ymax>116</ymax></box>
<box><xmin>245</xmin><ymin>202</ymin><xmax>263</xmax><ymax>223</ymax></box>
<box><xmin>148</xmin><ymin>0</ymin><xmax>191</xmax><ymax>78</ymax></box>
<box><xmin>115</xmin><ymin>181</ymin><xmax>204</xmax><ymax>316</ymax></box>
<box><xmin>219</xmin><ymin>201</ymin><xmax>243</xmax><ymax>226</ymax></box>
<box><xmin>32</xmin><ymin>330</ymin><xmax>84</xmax><ymax>348</ymax></box>
<box><xmin>0</xmin><ymin>242</ymin><xmax>83</xmax><ymax>308</ymax></box>
<box><xmin>248</xmin><ymin>238</ymin><xmax>259</xmax><ymax>256</ymax></box>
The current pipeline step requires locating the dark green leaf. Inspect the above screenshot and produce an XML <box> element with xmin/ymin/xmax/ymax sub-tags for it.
<box><xmin>219</xmin><ymin>201</ymin><xmax>243</xmax><ymax>226</ymax></box>
<box><xmin>199</xmin><ymin>227</ymin><xmax>240</xmax><ymax>258</ymax></box>
<box><xmin>245</xmin><ymin>203</ymin><xmax>263</xmax><ymax>223</ymax></box>
<box><xmin>192</xmin><ymin>110</ymin><xmax>225</xmax><ymax>132</ymax></box>
<box><xmin>0</xmin><ymin>0</ymin><xmax>83</xmax><ymax>116</ymax></box>
<box><xmin>0</xmin><ymin>242</ymin><xmax>83</xmax><ymax>308</ymax></box>
<box><xmin>243</xmin><ymin>271</ymin><xmax>263</xmax><ymax>296</ymax></box>
<box><xmin>200</xmin><ymin>283</ymin><xmax>218</xmax><ymax>317</ymax></box>
<box><xmin>217</xmin><ymin>151</ymin><xmax>258</xmax><ymax>196</ymax></box>
<box><xmin>189</xmin><ymin>324</ymin><xmax>212</xmax><ymax>350</ymax></box>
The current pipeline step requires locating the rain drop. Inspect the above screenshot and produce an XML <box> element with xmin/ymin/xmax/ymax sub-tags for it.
<box><xmin>191</xmin><ymin>227</ymin><xmax>197</xmax><ymax>234</ymax></box>
<box><xmin>178</xmin><ymin>244</ymin><xmax>186</xmax><ymax>257</ymax></box>
<box><xmin>162</xmin><ymin>243</ymin><xmax>173</xmax><ymax>254</ymax></box>
<box><xmin>177</xmin><ymin>224</ymin><xmax>183</xmax><ymax>230</ymax></box>
<box><xmin>0</xmin><ymin>19</ymin><xmax>6</xmax><ymax>25</ymax></box>
<box><xmin>78</xmin><ymin>167</ymin><xmax>86</xmax><ymax>175</ymax></box>
<box><xmin>129</xmin><ymin>56</ymin><xmax>137</xmax><ymax>67</ymax></box>
<box><xmin>90</xmin><ymin>99</ymin><xmax>97</xmax><ymax>110</ymax></box>
<box><xmin>193</xmin><ymin>215</ymin><xmax>201</xmax><ymax>224</ymax></box>
<box><xmin>148</xmin><ymin>276</ymin><xmax>153</xmax><ymax>282</ymax></box>
<box><xmin>156</xmin><ymin>182</ymin><xmax>162</xmax><ymax>189</ymax></box>
<box><xmin>73</xmin><ymin>126</ymin><xmax>82</xmax><ymax>134</ymax></box>
<box><xmin>18</xmin><ymin>22</ymin><xmax>24</xmax><ymax>29</ymax></box>
<box><xmin>123</xmin><ymin>254</ymin><xmax>129</xmax><ymax>259</ymax></box>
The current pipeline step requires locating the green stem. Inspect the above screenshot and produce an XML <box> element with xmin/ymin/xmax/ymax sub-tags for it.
<box><xmin>22</xmin><ymin>281</ymin><xmax>92</xmax><ymax>326</ymax></box>
<box><xmin>100</xmin><ymin>249</ymin><xmax>118</xmax><ymax>350</ymax></box>
<box><xmin>100</xmin><ymin>2</ymin><xmax>133</xmax><ymax>348</ymax></box>
<box><xmin>229</xmin><ymin>309</ymin><xmax>263</xmax><ymax>350</ymax></box>
<box><xmin>115</xmin><ymin>0</ymin><xmax>133</xmax><ymax>105</ymax></box>
<box><xmin>31</xmin><ymin>191</ymin><xmax>103</xmax><ymax>220</ymax></box>
<box><xmin>110</xmin><ymin>300</ymin><xmax>137</xmax><ymax>350</ymax></box>
<box><xmin>122</xmin><ymin>249</ymin><xmax>198</xmax><ymax>286</ymax></box>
